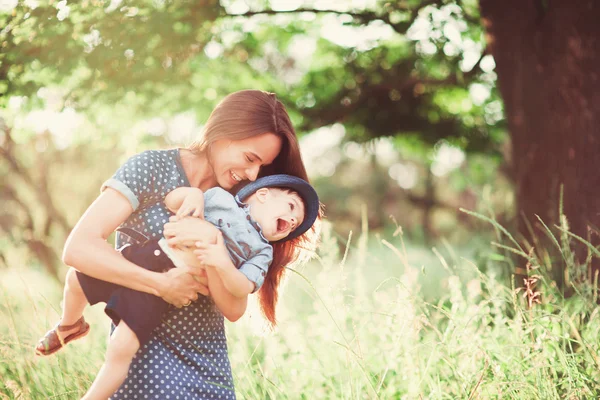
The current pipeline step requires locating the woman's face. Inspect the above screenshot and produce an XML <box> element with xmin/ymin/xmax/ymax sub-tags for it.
<box><xmin>210</xmin><ymin>132</ymin><xmax>283</xmax><ymax>189</ymax></box>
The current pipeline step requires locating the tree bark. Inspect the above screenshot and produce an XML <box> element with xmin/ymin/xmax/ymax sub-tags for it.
<box><xmin>480</xmin><ymin>0</ymin><xmax>600</xmax><ymax>275</ymax></box>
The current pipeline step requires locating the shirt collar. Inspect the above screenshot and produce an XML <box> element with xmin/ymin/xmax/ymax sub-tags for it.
<box><xmin>235</xmin><ymin>195</ymin><xmax>269</xmax><ymax>243</ymax></box>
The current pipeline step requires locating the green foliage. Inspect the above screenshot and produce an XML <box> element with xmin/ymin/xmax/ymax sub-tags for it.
<box><xmin>1</xmin><ymin>1</ymin><xmax>505</xmax><ymax>148</ymax></box>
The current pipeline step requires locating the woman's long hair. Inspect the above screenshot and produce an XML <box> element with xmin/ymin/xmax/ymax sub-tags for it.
<box><xmin>189</xmin><ymin>90</ymin><xmax>321</xmax><ymax>327</ymax></box>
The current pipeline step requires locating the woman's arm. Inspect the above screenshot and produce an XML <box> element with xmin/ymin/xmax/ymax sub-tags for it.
<box><xmin>62</xmin><ymin>188</ymin><xmax>208</xmax><ymax>307</ymax></box>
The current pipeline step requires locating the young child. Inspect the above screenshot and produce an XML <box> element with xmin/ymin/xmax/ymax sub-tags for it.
<box><xmin>35</xmin><ymin>174</ymin><xmax>319</xmax><ymax>400</ymax></box>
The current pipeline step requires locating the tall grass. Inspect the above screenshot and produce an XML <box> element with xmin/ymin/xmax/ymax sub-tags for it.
<box><xmin>1</xmin><ymin>216</ymin><xmax>599</xmax><ymax>399</ymax></box>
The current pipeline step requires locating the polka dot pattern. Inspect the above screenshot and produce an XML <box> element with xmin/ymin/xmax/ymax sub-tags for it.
<box><xmin>107</xmin><ymin>150</ymin><xmax>236</xmax><ymax>399</ymax></box>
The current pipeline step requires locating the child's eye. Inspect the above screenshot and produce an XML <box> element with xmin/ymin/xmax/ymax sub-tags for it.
<box><xmin>246</xmin><ymin>155</ymin><xmax>254</xmax><ymax>162</ymax></box>
<box><xmin>289</xmin><ymin>202</ymin><xmax>294</xmax><ymax>211</ymax></box>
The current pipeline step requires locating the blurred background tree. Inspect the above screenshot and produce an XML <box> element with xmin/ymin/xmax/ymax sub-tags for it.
<box><xmin>1</xmin><ymin>0</ymin><xmax>596</xmax><ymax>283</ymax></box>
<box><xmin>480</xmin><ymin>0</ymin><xmax>600</xmax><ymax>279</ymax></box>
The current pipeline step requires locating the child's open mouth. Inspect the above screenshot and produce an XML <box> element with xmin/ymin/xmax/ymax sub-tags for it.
<box><xmin>277</xmin><ymin>218</ymin><xmax>290</xmax><ymax>233</ymax></box>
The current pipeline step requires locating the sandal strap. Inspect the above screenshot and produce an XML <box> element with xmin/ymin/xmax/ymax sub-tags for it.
<box><xmin>37</xmin><ymin>328</ymin><xmax>62</xmax><ymax>351</ymax></box>
<box><xmin>56</xmin><ymin>316</ymin><xmax>85</xmax><ymax>332</ymax></box>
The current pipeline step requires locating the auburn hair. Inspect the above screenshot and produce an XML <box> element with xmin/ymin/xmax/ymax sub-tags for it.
<box><xmin>189</xmin><ymin>89</ymin><xmax>321</xmax><ymax>327</ymax></box>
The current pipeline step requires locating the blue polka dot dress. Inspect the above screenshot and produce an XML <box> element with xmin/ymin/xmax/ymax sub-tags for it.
<box><xmin>103</xmin><ymin>149</ymin><xmax>236</xmax><ymax>399</ymax></box>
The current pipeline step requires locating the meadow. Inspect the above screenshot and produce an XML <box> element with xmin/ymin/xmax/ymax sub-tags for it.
<box><xmin>1</xmin><ymin>218</ymin><xmax>599</xmax><ymax>399</ymax></box>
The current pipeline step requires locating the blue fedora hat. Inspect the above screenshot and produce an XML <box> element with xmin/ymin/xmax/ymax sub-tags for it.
<box><xmin>235</xmin><ymin>174</ymin><xmax>319</xmax><ymax>242</ymax></box>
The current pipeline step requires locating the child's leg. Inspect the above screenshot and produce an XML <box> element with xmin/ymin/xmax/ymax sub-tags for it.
<box><xmin>36</xmin><ymin>268</ymin><xmax>91</xmax><ymax>355</ymax></box>
<box><xmin>82</xmin><ymin>321</ymin><xmax>140</xmax><ymax>400</ymax></box>
<box><xmin>58</xmin><ymin>267</ymin><xmax>89</xmax><ymax>336</ymax></box>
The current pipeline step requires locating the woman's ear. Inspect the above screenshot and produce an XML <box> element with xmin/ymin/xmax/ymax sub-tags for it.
<box><xmin>255</xmin><ymin>188</ymin><xmax>270</xmax><ymax>203</ymax></box>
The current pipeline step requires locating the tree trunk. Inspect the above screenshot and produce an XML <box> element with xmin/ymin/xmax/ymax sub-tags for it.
<box><xmin>480</xmin><ymin>0</ymin><xmax>600</xmax><ymax>276</ymax></box>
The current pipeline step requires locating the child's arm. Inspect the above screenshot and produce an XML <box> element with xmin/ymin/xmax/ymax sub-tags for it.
<box><xmin>211</xmin><ymin>261</ymin><xmax>254</xmax><ymax>298</ymax></box>
<box><xmin>194</xmin><ymin>232</ymin><xmax>255</xmax><ymax>297</ymax></box>
<box><xmin>203</xmin><ymin>267</ymin><xmax>248</xmax><ymax>322</ymax></box>
<box><xmin>164</xmin><ymin>187</ymin><xmax>205</xmax><ymax>220</ymax></box>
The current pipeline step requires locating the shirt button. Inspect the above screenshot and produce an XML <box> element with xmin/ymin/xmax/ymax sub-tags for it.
<box><xmin>261</xmin><ymin>271</ymin><xmax>266</xmax><ymax>277</ymax></box>
<box><xmin>154</xmin><ymin>250</ymin><xmax>161</xmax><ymax>256</ymax></box>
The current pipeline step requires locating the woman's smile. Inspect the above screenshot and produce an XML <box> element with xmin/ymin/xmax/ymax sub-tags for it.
<box><xmin>230</xmin><ymin>170</ymin><xmax>243</xmax><ymax>182</ymax></box>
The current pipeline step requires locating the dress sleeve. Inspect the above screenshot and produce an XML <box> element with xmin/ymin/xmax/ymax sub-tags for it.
<box><xmin>101</xmin><ymin>150</ymin><xmax>159</xmax><ymax>212</ymax></box>
<box><xmin>238</xmin><ymin>244</ymin><xmax>273</xmax><ymax>293</ymax></box>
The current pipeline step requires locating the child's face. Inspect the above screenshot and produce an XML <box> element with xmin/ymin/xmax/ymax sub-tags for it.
<box><xmin>246</xmin><ymin>188</ymin><xmax>305</xmax><ymax>242</ymax></box>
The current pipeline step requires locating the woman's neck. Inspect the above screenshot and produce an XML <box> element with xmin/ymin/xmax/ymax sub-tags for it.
<box><xmin>179</xmin><ymin>148</ymin><xmax>218</xmax><ymax>191</ymax></box>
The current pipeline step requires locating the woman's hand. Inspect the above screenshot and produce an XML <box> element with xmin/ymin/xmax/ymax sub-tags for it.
<box><xmin>163</xmin><ymin>217</ymin><xmax>218</xmax><ymax>248</ymax></box>
<box><xmin>158</xmin><ymin>266</ymin><xmax>209</xmax><ymax>307</ymax></box>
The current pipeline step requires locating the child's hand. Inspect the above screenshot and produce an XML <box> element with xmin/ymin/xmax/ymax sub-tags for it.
<box><xmin>164</xmin><ymin>218</ymin><xmax>217</xmax><ymax>247</ymax></box>
<box><xmin>174</xmin><ymin>191</ymin><xmax>204</xmax><ymax>220</ymax></box>
<box><xmin>194</xmin><ymin>232</ymin><xmax>232</xmax><ymax>269</ymax></box>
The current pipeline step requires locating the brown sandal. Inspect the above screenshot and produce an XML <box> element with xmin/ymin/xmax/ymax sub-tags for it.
<box><xmin>35</xmin><ymin>316</ymin><xmax>90</xmax><ymax>356</ymax></box>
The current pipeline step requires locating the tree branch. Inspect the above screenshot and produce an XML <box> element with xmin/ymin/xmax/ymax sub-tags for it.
<box><xmin>0</xmin><ymin>122</ymin><xmax>70</xmax><ymax>233</ymax></box>
<box><xmin>228</xmin><ymin>1</ymin><xmax>444</xmax><ymax>35</ymax></box>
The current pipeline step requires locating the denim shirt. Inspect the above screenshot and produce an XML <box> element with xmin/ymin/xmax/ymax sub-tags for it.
<box><xmin>203</xmin><ymin>187</ymin><xmax>273</xmax><ymax>293</ymax></box>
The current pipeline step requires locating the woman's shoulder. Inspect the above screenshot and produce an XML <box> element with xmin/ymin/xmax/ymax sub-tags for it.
<box><xmin>120</xmin><ymin>149</ymin><xmax>181</xmax><ymax>172</ymax></box>
<box><xmin>128</xmin><ymin>148</ymin><xmax>179</xmax><ymax>163</ymax></box>
<box><xmin>114</xmin><ymin>148</ymin><xmax>187</xmax><ymax>189</ymax></box>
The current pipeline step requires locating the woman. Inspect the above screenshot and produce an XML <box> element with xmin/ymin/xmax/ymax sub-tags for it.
<box><xmin>61</xmin><ymin>90</ymin><xmax>316</xmax><ymax>399</ymax></box>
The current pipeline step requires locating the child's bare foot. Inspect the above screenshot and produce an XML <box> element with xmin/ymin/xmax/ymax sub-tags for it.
<box><xmin>35</xmin><ymin>317</ymin><xmax>90</xmax><ymax>356</ymax></box>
